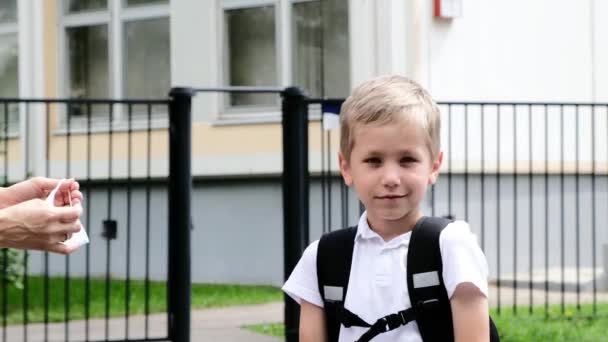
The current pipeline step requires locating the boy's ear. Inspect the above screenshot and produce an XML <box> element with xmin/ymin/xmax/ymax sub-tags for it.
<box><xmin>428</xmin><ymin>150</ymin><xmax>443</xmax><ymax>185</ymax></box>
<box><xmin>338</xmin><ymin>152</ymin><xmax>353</xmax><ymax>186</ymax></box>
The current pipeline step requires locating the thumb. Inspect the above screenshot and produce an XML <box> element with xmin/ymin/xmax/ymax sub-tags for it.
<box><xmin>33</xmin><ymin>177</ymin><xmax>61</xmax><ymax>192</ymax></box>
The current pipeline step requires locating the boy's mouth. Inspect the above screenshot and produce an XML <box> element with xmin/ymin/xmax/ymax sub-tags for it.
<box><xmin>376</xmin><ymin>195</ymin><xmax>405</xmax><ymax>199</ymax></box>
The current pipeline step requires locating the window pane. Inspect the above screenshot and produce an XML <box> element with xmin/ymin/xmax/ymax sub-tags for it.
<box><xmin>124</xmin><ymin>17</ymin><xmax>170</xmax><ymax>99</ymax></box>
<box><xmin>293</xmin><ymin>0</ymin><xmax>349</xmax><ymax>98</ymax></box>
<box><xmin>0</xmin><ymin>33</ymin><xmax>18</xmax><ymax>129</ymax></box>
<box><xmin>0</xmin><ymin>1</ymin><xmax>17</xmax><ymax>23</ymax></box>
<box><xmin>65</xmin><ymin>0</ymin><xmax>107</xmax><ymax>13</ymax></box>
<box><xmin>0</xmin><ymin>34</ymin><xmax>18</xmax><ymax>98</ymax></box>
<box><xmin>67</xmin><ymin>25</ymin><xmax>108</xmax><ymax>116</ymax></box>
<box><xmin>225</xmin><ymin>6</ymin><xmax>276</xmax><ymax>107</ymax></box>
<box><xmin>125</xmin><ymin>0</ymin><xmax>167</xmax><ymax>7</ymax></box>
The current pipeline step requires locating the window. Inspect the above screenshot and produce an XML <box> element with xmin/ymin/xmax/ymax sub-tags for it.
<box><xmin>0</xmin><ymin>1</ymin><xmax>17</xmax><ymax>23</ymax></box>
<box><xmin>124</xmin><ymin>17</ymin><xmax>170</xmax><ymax>99</ymax></box>
<box><xmin>66</xmin><ymin>25</ymin><xmax>109</xmax><ymax>116</ymax></box>
<box><xmin>0</xmin><ymin>0</ymin><xmax>19</xmax><ymax>132</ymax></box>
<box><xmin>61</xmin><ymin>0</ymin><xmax>170</xmax><ymax>123</ymax></box>
<box><xmin>221</xmin><ymin>0</ymin><xmax>350</xmax><ymax>111</ymax></box>
<box><xmin>292</xmin><ymin>0</ymin><xmax>349</xmax><ymax>99</ymax></box>
<box><xmin>66</xmin><ymin>0</ymin><xmax>107</xmax><ymax>13</ymax></box>
<box><xmin>225</xmin><ymin>5</ymin><xmax>277</xmax><ymax>107</ymax></box>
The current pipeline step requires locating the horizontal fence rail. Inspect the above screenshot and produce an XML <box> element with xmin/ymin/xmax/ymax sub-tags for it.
<box><xmin>0</xmin><ymin>94</ymin><xmax>193</xmax><ymax>342</ymax></box>
<box><xmin>283</xmin><ymin>97</ymin><xmax>608</xmax><ymax>333</ymax></box>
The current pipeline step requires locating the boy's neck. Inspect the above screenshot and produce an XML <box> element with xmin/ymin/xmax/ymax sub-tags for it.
<box><xmin>366</xmin><ymin>209</ymin><xmax>423</xmax><ymax>242</ymax></box>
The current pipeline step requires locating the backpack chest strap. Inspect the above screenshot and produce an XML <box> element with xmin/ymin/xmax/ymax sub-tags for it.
<box><xmin>353</xmin><ymin>307</ymin><xmax>417</xmax><ymax>342</ymax></box>
<box><xmin>327</xmin><ymin>303</ymin><xmax>419</xmax><ymax>342</ymax></box>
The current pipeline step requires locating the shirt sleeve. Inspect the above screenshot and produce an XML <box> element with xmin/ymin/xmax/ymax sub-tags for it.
<box><xmin>281</xmin><ymin>240</ymin><xmax>324</xmax><ymax>308</ymax></box>
<box><xmin>439</xmin><ymin>221</ymin><xmax>489</xmax><ymax>299</ymax></box>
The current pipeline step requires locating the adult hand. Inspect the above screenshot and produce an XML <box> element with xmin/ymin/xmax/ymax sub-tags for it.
<box><xmin>0</xmin><ymin>198</ymin><xmax>83</xmax><ymax>254</ymax></box>
<box><xmin>0</xmin><ymin>177</ymin><xmax>83</xmax><ymax>209</ymax></box>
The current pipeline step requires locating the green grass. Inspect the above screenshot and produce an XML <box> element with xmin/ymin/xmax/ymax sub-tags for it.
<box><xmin>245</xmin><ymin>322</ymin><xmax>285</xmax><ymax>337</ymax></box>
<box><xmin>491</xmin><ymin>304</ymin><xmax>608</xmax><ymax>342</ymax></box>
<box><xmin>246</xmin><ymin>303</ymin><xmax>608</xmax><ymax>341</ymax></box>
<box><xmin>0</xmin><ymin>276</ymin><xmax>282</xmax><ymax>325</ymax></box>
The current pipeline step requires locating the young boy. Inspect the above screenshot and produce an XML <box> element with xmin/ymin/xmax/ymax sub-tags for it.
<box><xmin>283</xmin><ymin>75</ymin><xmax>490</xmax><ymax>341</ymax></box>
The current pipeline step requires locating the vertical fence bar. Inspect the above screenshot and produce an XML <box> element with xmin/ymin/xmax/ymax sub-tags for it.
<box><xmin>430</xmin><ymin>185</ymin><xmax>435</xmax><ymax>216</ymax></box>
<box><xmin>590</xmin><ymin>106</ymin><xmax>597</xmax><ymax>315</ymax></box>
<box><xmin>430</xmin><ymin>105</ymin><xmax>435</xmax><ymax>215</ymax></box>
<box><xmin>327</xmin><ymin>130</ymin><xmax>332</xmax><ymax>231</ymax></box>
<box><xmin>105</xmin><ymin>103</ymin><xmax>113</xmax><ymax>340</ymax></box>
<box><xmin>44</xmin><ymin>103</ymin><xmax>51</xmax><ymax>342</ymax></box>
<box><xmin>528</xmin><ymin>104</ymin><xmax>533</xmax><ymax>315</ymax></box>
<box><xmin>464</xmin><ymin>105</ymin><xmax>469</xmax><ymax>222</ymax></box>
<box><xmin>575</xmin><ymin>105</ymin><xmax>580</xmax><ymax>312</ymax></box>
<box><xmin>168</xmin><ymin>88</ymin><xmax>193</xmax><ymax>342</ymax></box>
<box><xmin>145</xmin><ymin>103</ymin><xmax>152</xmax><ymax>339</ymax></box>
<box><xmin>481</xmin><ymin>105</ymin><xmax>485</xmax><ymax>251</ymax></box>
<box><xmin>560</xmin><ymin>105</ymin><xmax>565</xmax><ymax>315</ymax></box>
<box><xmin>1</xmin><ymin>247</ymin><xmax>4</xmax><ymax>342</ymax></box>
<box><xmin>496</xmin><ymin>105</ymin><xmax>501</xmax><ymax>315</ymax></box>
<box><xmin>320</xmin><ymin>115</ymin><xmax>326</xmax><ymax>233</ymax></box>
<box><xmin>511</xmin><ymin>105</ymin><xmax>516</xmax><ymax>314</ymax></box>
<box><xmin>23</xmin><ymin>103</ymin><xmax>30</xmax><ymax>341</ymax></box>
<box><xmin>85</xmin><ymin>102</ymin><xmax>92</xmax><ymax>342</ymax></box>
<box><xmin>592</xmin><ymin>105</ymin><xmax>602</xmax><ymax>316</ymax></box>
<box><xmin>2</xmin><ymin>102</ymin><xmax>8</xmax><ymax>342</ymax></box>
<box><xmin>282</xmin><ymin>87</ymin><xmax>309</xmax><ymax>342</ymax></box>
<box><xmin>544</xmin><ymin>105</ymin><xmax>549</xmax><ymax>318</ymax></box>
<box><xmin>448</xmin><ymin>105</ymin><xmax>452</xmax><ymax>216</ymax></box>
<box><xmin>65</xmin><ymin>103</ymin><xmax>72</xmax><ymax>342</ymax></box>
<box><xmin>341</xmin><ymin>177</ymin><xmax>348</xmax><ymax>227</ymax></box>
<box><xmin>125</xmin><ymin>104</ymin><xmax>133</xmax><ymax>339</ymax></box>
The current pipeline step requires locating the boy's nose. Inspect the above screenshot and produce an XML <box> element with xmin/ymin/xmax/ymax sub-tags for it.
<box><xmin>381</xmin><ymin>166</ymin><xmax>401</xmax><ymax>187</ymax></box>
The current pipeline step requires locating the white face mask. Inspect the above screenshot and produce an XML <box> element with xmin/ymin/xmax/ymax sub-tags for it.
<box><xmin>46</xmin><ymin>179</ymin><xmax>90</xmax><ymax>249</ymax></box>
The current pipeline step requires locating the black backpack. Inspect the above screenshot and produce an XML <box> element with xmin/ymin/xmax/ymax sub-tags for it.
<box><xmin>316</xmin><ymin>216</ymin><xmax>500</xmax><ymax>342</ymax></box>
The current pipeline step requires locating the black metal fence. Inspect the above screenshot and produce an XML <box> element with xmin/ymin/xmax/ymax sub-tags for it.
<box><xmin>2</xmin><ymin>87</ymin><xmax>604</xmax><ymax>341</ymax></box>
<box><xmin>282</xmin><ymin>94</ymin><xmax>608</xmax><ymax>340</ymax></box>
<box><xmin>0</xmin><ymin>89</ymin><xmax>192</xmax><ymax>342</ymax></box>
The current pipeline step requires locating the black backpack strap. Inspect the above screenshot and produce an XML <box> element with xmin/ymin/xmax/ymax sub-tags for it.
<box><xmin>354</xmin><ymin>308</ymin><xmax>417</xmax><ymax>342</ymax></box>
<box><xmin>407</xmin><ymin>216</ymin><xmax>454</xmax><ymax>341</ymax></box>
<box><xmin>317</xmin><ymin>226</ymin><xmax>423</xmax><ymax>342</ymax></box>
<box><xmin>408</xmin><ymin>217</ymin><xmax>501</xmax><ymax>342</ymax></box>
<box><xmin>317</xmin><ymin>227</ymin><xmax>357</xmax><ymax>342</ymax></box>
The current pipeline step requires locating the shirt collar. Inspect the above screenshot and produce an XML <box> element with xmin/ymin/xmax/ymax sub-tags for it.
<box><xmin>355</xmin><ymin>211</ymin><xmax>412</xmax><ymax>247</ymax></box>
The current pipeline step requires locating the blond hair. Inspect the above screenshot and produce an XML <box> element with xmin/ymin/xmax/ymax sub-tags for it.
<box><xmin>339</xmin><ymin>75</ymin><xmax>441</xmax><ymax>161</ymax></box>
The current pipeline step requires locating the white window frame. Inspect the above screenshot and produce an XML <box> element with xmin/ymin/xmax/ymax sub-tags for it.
<box><xmin>57</xmin><ymin>0</ymin><xmax>170</xmax><ymax>132</ymax></box>
<box><xmin>217</xmin><ymin>0</ymin><xmax>343</xmax><ymax>123</ymax></box>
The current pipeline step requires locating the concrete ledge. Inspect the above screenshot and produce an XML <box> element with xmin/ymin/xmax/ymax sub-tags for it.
<box><xmin>495</xmin><ymin>267</ymin><xmax>605</xmax><ymax>292</ymax></box>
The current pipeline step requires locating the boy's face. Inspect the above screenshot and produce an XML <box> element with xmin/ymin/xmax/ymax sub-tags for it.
<box><xmin>339</xmin><ymin>121</ymin><xmax>442</xmax><ymax>230</ymax></box>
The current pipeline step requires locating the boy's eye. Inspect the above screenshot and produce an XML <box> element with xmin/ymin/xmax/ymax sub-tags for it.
<box><xmin>400</xmin><ymin>157</ymin><xmax>418</xmax><ymax>163</ymax></box>
<box><xmin>364</xmin><ymin>157</ymin><xmax>381</xmax><ymax>164</ymax></box>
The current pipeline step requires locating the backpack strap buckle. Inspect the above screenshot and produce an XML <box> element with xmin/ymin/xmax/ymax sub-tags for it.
<box><xmin>382</xmin><ymin>314</ymin><xmax>402</xmax><ymax>331</ymax></box>
<box><xmin>382</xmin><ymin>307</ymin><xmax>416</xmax><ymax>331</ymax></box>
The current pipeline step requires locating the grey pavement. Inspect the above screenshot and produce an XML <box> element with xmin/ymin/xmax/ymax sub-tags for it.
<box><xmin>2</xmin><ymin>285</ymin><xmax>607</xmax><ymax>341</ymax></box>
<box><xmin>1</xmin><ymin>302</ymin><xmax>283</xmax><ymax>342</ymax></box>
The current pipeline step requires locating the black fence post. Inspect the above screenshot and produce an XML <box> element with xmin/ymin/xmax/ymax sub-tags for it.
<box><xmin>168</xmin><ymin>87</ymin><xmax>194</xmax><ymax>342</ymax></box>
<box><xmin>282</xmin><ymin>87</ymin><xmax>309</xmax><ymax>342</ymax></box>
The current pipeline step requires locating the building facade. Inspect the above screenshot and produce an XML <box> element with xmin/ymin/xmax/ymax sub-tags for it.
<box><xmin>1</xmin><ymin>0</ymin><xmax>607</xmax><ymax>285</ymax></box>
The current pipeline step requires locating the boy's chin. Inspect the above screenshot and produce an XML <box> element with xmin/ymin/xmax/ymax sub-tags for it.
<box><xmin>371</xmin><ymin>209</ymin><xmax>415</xmax><ymax>222</ymax></box>
<box><xmin>376</xmin><ymin>209</ymin><xmax>420</xmax><ymax>221</ymax></box>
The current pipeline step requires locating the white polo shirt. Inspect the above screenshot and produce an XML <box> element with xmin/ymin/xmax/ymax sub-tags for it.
<box><xmin>282</xmin><ymin>212</ymin><xmax>489</xmax><ymax>342</ymax></box>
